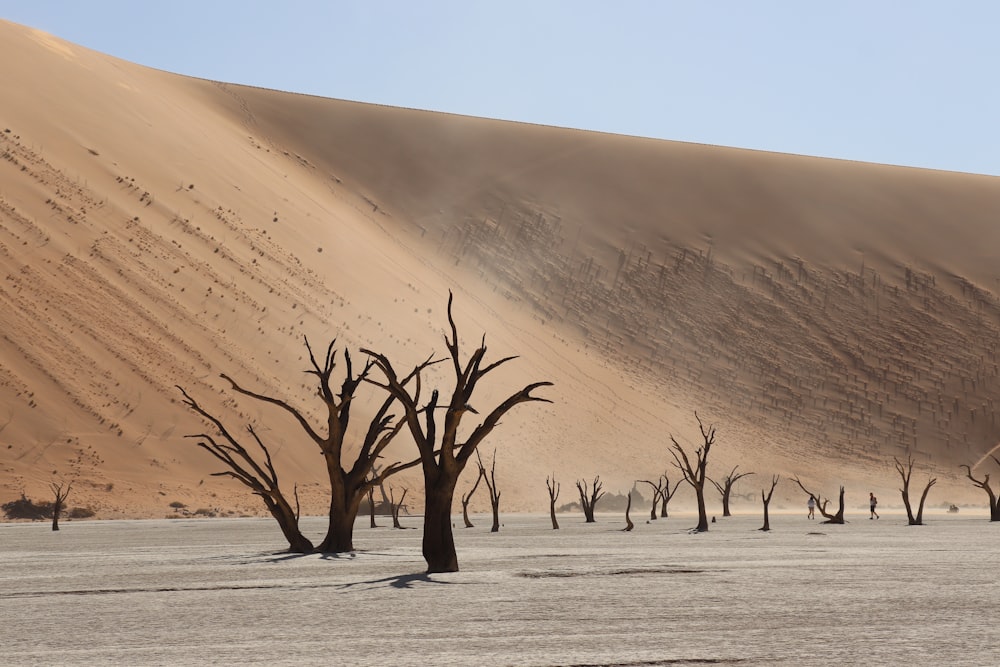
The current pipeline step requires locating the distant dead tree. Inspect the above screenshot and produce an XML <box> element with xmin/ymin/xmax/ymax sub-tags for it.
<box><xmin>660</xmin><ymin>474</ymin><xmax>682</xmax><ymax>518</ymax></box>
<box><xmin>179</xmin><ymin>337</ymin><xmax>423</xmax><ymax>554</ymax></box>
<box><xmin>792</xmin><ymin>477</ymin><xmax>845</xmax><ymax>524</ymax></box>
<box><xmin>895</xmin><ymin>455</ymin><xmax>936</xmax><ymax>525</ymax></box>
<box><xmin>49</xmin><ymin>479</ymin><xmax>72</xmax><ymax>532</ymax></box>
<box><xmin>961</xmin><ymin>456</ymin><xmax>1000</xmax><ymax>521</ymax></box>
<box><xmin>366</xmin><ymin>472</ymin><xmax>379</xmax><ymax>529</ymax></box>
<box><xmin>576</xmin><ymin>476</ymin><xmax>605</xmax><ymax>523</ymax></box>
<box><xmin>461</xmin><ymin>465</ymin><xmax>486</xmax><ymax>528</ymax></box>
<box><xmin>640</xmin><ymin>477</ymin><xmax>665</xmax><ymax>521</ymax></box>
<box><xmin>759</xmin><ymin>475</ymin><xmax>779</xmax><ymax>532</ymax></box>
<box><xmin>710</xmin><ymin>465</ymin><xmax>754</xmax><ymax>517</ymax></box>
<box><xmin>479</xmin><ymin>450</ymin><xmax>501</xmax><ymax>533</ymax></box>
<box><xmin>623</xmin><ymin>491</ymin><xmax>635</xmax><ymax>531</ymax></box>
<box><xmin>363</xmin><ymin>291</ymin><xmax>552</xmax><ymax>573</ymax></box>
<box><xmin>389</xmin><ymin>486</ymin><xmax>408</xmax><ymax>529</ymax></box>
<box><xmin>669</xmin><ymin>413</ymin><xmax>716</xmax><ymax>532</ymax></box>
<box><xmin>546</xmin><ymin>474</ymin><xmax>560</xmax><ymax>529</ymax></box>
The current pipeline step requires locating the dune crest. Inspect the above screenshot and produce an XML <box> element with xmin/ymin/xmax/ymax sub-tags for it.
<box><xmin>2</xmin><ymin>20</ymin><xmax>999</xmax><ymax>518</ymax></box>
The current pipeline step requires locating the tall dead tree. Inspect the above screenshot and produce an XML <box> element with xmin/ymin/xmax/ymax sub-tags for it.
<box><xmin>479</xmin><ymin>450</ymin><xmax>502</xmax><ymax>533</ymax></box>
<box><xmin>363</xmin><ymin>291</ymin><xmax>552</xmax><ymax>573</ymax></box>
<box><xmin>178</xmin><ymin>391</ymin><xmax>313</xmax><ymax>553</ymax></box>
<box><xmin>640</xmin><ymin>477</ymin><xmax>664</xmax><ymax>521</ymax></box>
<box><xmin>792</xmin><ymin>477</ymin><xmax>846</xmax><ymax>524</ymax></box>
<box><xmin>49</xmin><ymin>479</ymin><xmax>72</xmax><ymax>532</ymax></box>
<box><xmin>180</xmin><ymin>337</ymin><xmax>423</xmax><ymax>554</ymax></box>
<box><xmin>460</xmin><ymin>465</ymin><xmax>486</xmax><ymax>528</ymax></box>
<box><xmin>710</xmin><ymin>465</ymin><xmax>754</xmax><ymax>517</ymax></box>
<box><xmin>669</xmin><ymin>413</ymin><xmax>716</xmax><ymax>532</ymax></box>
<box><xmin>961</xmin><ymin>457</ymin><xmax>1000</xmax><ymax>521</ymax></box>
<box><xmin>623</xmin><ymin>491</ymin><xmax>635</xmax><ymax>531</ymax></box>
<box><xmin>660</xmin><ymin>474</ymin><xmax>681</xmax><ymax>518</ymax></box>
<box><xmin>576</xmin><ymin>476</ymin><xmax>605</xmax><ymax>523</ymax></box>
<box><xmin>759</xmin><ymin>475</ymin><xmax>779</xmax><ymax>532</ymax></box>
<box><xmin>895</xmin><ymin>455</ymin><xmax>936</xmax><ymax>525</ymax></box>
<box><xmin>546</xmin><ymin>474</ymin><xmax>560</xmax><ymax>529</ymax></box>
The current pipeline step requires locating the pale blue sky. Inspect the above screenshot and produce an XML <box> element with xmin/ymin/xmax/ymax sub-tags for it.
<box><xmin>5</xmin><ymin>1</ymin><xmax>999</xmax><ymax>175</ymax></box>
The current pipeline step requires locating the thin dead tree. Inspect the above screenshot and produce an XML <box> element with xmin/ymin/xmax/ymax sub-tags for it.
<box><xmin>179</xmin><ymin>388</ymin><xmax>313</xmax><ymax>552</ymax></box>
<box><xmin>660</xmin><ymin>474</ymin><xmax>681</xmax><ymax>518</ymax></box>
<box><xmin>363</xmin><ymin>291</ymin><xmax>553</xmax><ymax>573</ymax></box>
<box><xmin>546</xmin><ymin>474</ymin><xmax>560</xmax><ymax>529</ymax></box>
<box><xmin>49</xmin><ymin>479</ymin><xmax>72</xmax><ymax>532</ymax></box>
<box><xmin>895</xmin><ymin>455</ymin><xmax>936</xmax><ymax>525</ymax></box>
<box><xmin>759</xmin><ymin>475</ymin><xmax>779</xmax><ymax>532</ymax></box>
<box><xmin>668</xmin><ymin>413</ymin><xmax>716</xmax><ymax>532</ymax></box>
<box><xmin>478</xmin><ymin>450</ymin><xmax>502</xmax><ymax>533</ymax></box>
<box><xmin>792</xmin><ymin>477</ymin><xmax>846</xmax><ymax>524</ymax></box>
<box><xmin>710</xmin><ymin>465</ymin><xmax>754</xmax><ymax>517</ymax></box>
<box><xmin>389</xmin><ymin>486</ymin><xmax>408</xmax><ymax>529</ymax></box>
<box><xmin>460</xmin><ymin>465</ymin><xmax>486</xmax><ymax>528</ymax></box>
<box><xmin>623</xmin><ymin>490</ymin><xmax>635</xmax><ymax>531</ymax></box>
<box><xmin>576</xmin><ymin>476</ymin><xmax>605</xmax><ymax>523</ymax></box>
<box><xmin>961</xmin><ymin>457</ymin><xmax>1000</xmax><ymax>521</ymax></box>
<box><xmin>366</xmin><ymin>473</ymin><xmax>379</xmax><ymax>528</ymax></box>
<box><xmin>640</xmin><ymin>477</ymin><xmax>665</xmax><ymax>521</ymax></box>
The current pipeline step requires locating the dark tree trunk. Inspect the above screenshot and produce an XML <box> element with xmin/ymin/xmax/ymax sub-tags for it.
<box><xmin>51</xmin><ymin>498</ymin><xmax>63</xmax><ymax>531</ymax></box>
<box><xmin>896</xmin><ymin>456</ymin><xmax>936</xmax><ymax>526</ymax></box>
<box><xmin>461</xmin><ymin>468</ymin><xmax>485</xmax><ymax>528</ymax></box>
<box><xmin>263</xmin><ymin>497</ymin><xmax>314</xmax><ymax>554</ymax></box>
<box><xmin>793</xmin><ymin>478</ymin><xmax>845</xmax><ymax>525</ymax></box>
<box><xmin>760</xmin><ymin>475</ymin><xmax>779</xmax><ymax>532</ymax></box>
<box><xmin>368</xmin><ymin>487</ymin><xmax>378</xmax><ymax>528</ymax></box>
<box><xmin>423</xmin><ymin>481</ymin><xmax>459</xmax><ymax>573</ymax></box>
<box><xmin>549</xmin><ymin>497</ymin><xmax>559</xmax><ymax>529</ymax></box>
<box><xmin>390</xmin><ymin>488</ymin><xmax>407</xmax><ymax>529</ymax></box>
<box><xmin>694</xmin><ymin>485</ymin><xmax>709</xmax><ymax>532</ymax></box>
<box><xmin>546</xmin><ymin>475</ymin><xmax>560</xmax><ymax>530</ymax></box>
<box><xmin>490</xmin><ymin>501</ymin><xmax>500</xmax><ymax>533</ymax></box>
<box><xmin>623</xmin><ymin>493</ymin><xmax>634</xmax><ymax>531</ymax></box>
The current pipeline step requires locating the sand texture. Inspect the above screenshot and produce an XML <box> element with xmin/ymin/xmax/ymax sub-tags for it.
<box><xmin>2</xmin><ymin>20</ymin><xmax>999</xmax><ymax>518</ymax></box>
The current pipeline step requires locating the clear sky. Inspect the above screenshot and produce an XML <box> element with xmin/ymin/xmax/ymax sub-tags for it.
<box><xmin>4</xmin><ymin>1</ymin><xmax>1000</xmax><ymax>176</ymax></box>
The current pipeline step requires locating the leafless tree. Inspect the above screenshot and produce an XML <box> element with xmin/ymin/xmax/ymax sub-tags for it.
<box><xmin>49</xmin><ymin>479</ymin><xmax>72</xmax><ymax>532</ymax></box>
<box><xmin>640</xmin><ymin>477</ymin><xmax>665</xmax><ymax>521</ymax></box>
<box><xmin>895</xmin><ymin>455</ymin><xmax>936</xmax><ymax>525</ymax></box>
<box><xmin>623</xmin><ymin>491</ymin><xmax>635</xmax><ymax>531</ymax></box>
<box><xmin>961</xmin><ymin>456</ymin><xmax>1000</xmax><ymax>521</ymax></box>
<box><xmin>461</xmin><ymin>465</ymin><xmax>486</xmax><ymax>528</ymax></box>
<box><xmin>759</xmin><ymin>475</ymin><xmax>779</xmax><ymax>532</ymax></box>
<box><xmin>576</xmin><ymin>476</ymin><xmax>605</xmax><ymax>523</ymax></box>
<box><xmin>363</xmin><ymin>291</ymin><xmax>552</xmax><ymax>573</ymax></box>
<box><xmin>479</xmin><ymin>450</ymin><xmax>501</xmax><ymax>533</ymax></box>
<box><xmin>546</xmin><ymin>474</ymin><xmax>560</xmax><ymax>529</ymax></box>
<box><xmin>668</xmin><ymin>413</ymin><xmax>716</xmax><ymax>532</ymax></box>
<box><xmin>366</xmin><ymin>477</ymin><xmax>379</xmax><ymax>528</ymax></box>
<box><xmin>792</xmin><ymin>477</ymin><xmax>845</xmax><ymax>524</ymax></box>
<box><xmin>389</xmin><ymin>486</ymin><xmax>408</xmax><ymax>529</ymax></box>
<box><xmin>710</xmin><ymin>465</ymin><xmax>754</xmax><ymax>517</ymax></box>
<box><xmin>660</xmin><ymin>474</ymin><xmax>681</xmax><ymax>518</ymax></box>
<box><xmin>179</xmin><ymin>337</ymin><xmax>423</xmax><ymax>554</ymax></box>
<box><xmin>178</xmin><ymin>390</ymin><xmax>313</xmax><ymax>552</ymax></box>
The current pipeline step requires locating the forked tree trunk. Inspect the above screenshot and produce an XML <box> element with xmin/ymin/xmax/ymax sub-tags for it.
<box><xmin>546</xmin><ymin>475</ymin><xmax>560</xmax><ymax>530</ymax></box>
<box><xmin>793</xmin><ymin>478</ymin><xmax>845</xmax><ymax>524</ymax></box>
<box><xmin>760</xmin><ymin>475</ymin><xmax>779</xmax><ymax>532</ymax></box>
<box><xmin>896</xmin><ymin>456</ymin><xmax>936</xmax><ymax>526</ymax></box>
<box><xmin>50</xmin><ymin>480</ymin><xmax>71</xmax><ymax>532</ymax></box>
<box><xmin>461</xmin><ymin>467</ymin><xmax>486</xmax><ymax>528</ymax></box>
<box><xmin>390</xmin><ymin>488</ymin><xmax>408</xmax><ymax>529</ymax></box>
<box><xmin>263</xmin><ymin>496</ymin><xmax>314</xmax><ymax>554</ymax></box>
<box><xmin>961</xmin><ymin>460</ymin><xmax>1000</xmax><ymax>521</ymax></box>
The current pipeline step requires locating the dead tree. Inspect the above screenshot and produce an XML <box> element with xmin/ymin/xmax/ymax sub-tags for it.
<box><xmin>660</xmin><ymin>474</ymin><xmax>681</xmax><ymax>518</ymax></box>
<box><xmin>961</xmin><ymin>457</ymin><xmax>1000</xmax><ymax>521</ymax></box>
<box><xmin>640</xmin><ymin>477</ymin><xmax>665</xmax><ymax>521</ymax></box>
<box><xmin>710</xmin><ymin>465</ymin><xmax>754</xmax><ymax>517</ymax></box>
<box><xmin>668</xmin><ymin>413</ymin><xmax>716</xmax><ymax>532</ymax></box>
<box><xmin>792</xmin><ymin>477</ymin><xmax>846</xmax><ymax>524</ymax></box>
<box><xmin>366</xmin><ymin>479</ymin><xmax>379</xmax><ymax>528</ymax></box>
<box><xmin>759</xmin><ymin>475</ymin><xmax>779</xmax><ymax>532</ymax></box>
<box><xmin>363</xmin><ymin>291</ymin><xmax>552</xmax><ymax>573</ymax></box>
<box><xmin>179</xmin><ymin>337</ymin><xmax>424</xmax><ymax>554</ymax></box>
<box><xmin>389</xmin><ymin>486</ymin><xmax>408</xmax><ymax>529</ymax></box>
<box><xmin>49</xmin><ymin>479</ymin><xmax>72</xmax><ymax>532</ymax></box>
<box><xmin>461</xmin><ymin>465</ymin><xmax>486</xmax><ymax>528</ymax></box>
<box><xmin>623</xmin><ymin>491</ymin><xmax>635</xmax><ymax>531</ymax></box>
<box><xmin>179</xmin><ymin>390</ymin><xmax>313</xmax><ymax>553</ymax></box>
<box><xmin>546</xmin><ymin>474</ymin><xmax>560</xmax><ymax>529</ymax></box>
<box><xmin>895</xmin><ymin>455</ymin><xmax>936</xmax><ymax>525</ymax></box>
<box><xmin>478</xmin><ymin>450</ymin><xmax>502</xmax><ymax>532</ymax></box>
<box><xmin>576</xmin><ymin>476</ymin><xmax>605</xmax><ymax>522</ymax></box>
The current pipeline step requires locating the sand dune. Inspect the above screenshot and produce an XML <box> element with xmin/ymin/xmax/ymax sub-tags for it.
<box><xmin>2</xmin><ymin>19</ymin><xmax>999</xmax><ymax>519</ymax></box>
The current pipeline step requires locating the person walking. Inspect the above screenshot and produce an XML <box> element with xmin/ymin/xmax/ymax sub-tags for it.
<box><xmin>869</xmin><ymin>492</ymin><xmax>879</xmax><ymax>520</ymax></box>
<box><xmin>807</xmin><ymin>495</ymin><xmax>815</xmax><ymax>520</ymax></box>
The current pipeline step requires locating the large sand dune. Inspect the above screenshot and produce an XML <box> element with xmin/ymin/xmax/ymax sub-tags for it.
<box><xmin>2</xmin><ymin>20</ymin><xmax>999</xmax><ymax>518</ymax></box>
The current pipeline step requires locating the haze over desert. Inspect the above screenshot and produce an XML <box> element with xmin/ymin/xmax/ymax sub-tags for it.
<box><xmin>2</xmin><ymin>18</ymin><xmax>1000</xmax><ymax>524</ymax></box>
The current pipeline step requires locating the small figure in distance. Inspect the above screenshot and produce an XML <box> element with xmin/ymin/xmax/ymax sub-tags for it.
<box><xmin>807</xmin><ymin>495</ymin><xmax>815</xmax><ymax>520</ymax></box>
<box><xmin>869</xmin><ymin>492</ymin><xmax>879</xmax><ymax>520</ymax></box>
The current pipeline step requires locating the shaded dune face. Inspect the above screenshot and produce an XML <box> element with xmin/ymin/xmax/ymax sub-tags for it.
<box><xmin>1</xmin><ymin>19</ymin><xmax>998</xmax><ymax>516</ymax></box>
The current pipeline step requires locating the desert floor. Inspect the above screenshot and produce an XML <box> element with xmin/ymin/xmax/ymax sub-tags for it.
<box><xmin>2</xmin><ymin>511</ymin><xmax>996</xmax><ymax>666</ymax></box>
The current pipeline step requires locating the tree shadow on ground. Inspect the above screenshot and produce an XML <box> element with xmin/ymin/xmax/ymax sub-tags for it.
<box><xmin>338</xmin><ymin>572</ymin><xmax>462</xmax><ymax>591</ymax></box>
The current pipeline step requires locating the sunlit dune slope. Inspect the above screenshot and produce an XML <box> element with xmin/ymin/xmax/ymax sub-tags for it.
<box><xmin>2</xmin><ymin>19</ymin><xmax>999</xmax><ymax>518</ymax></box>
